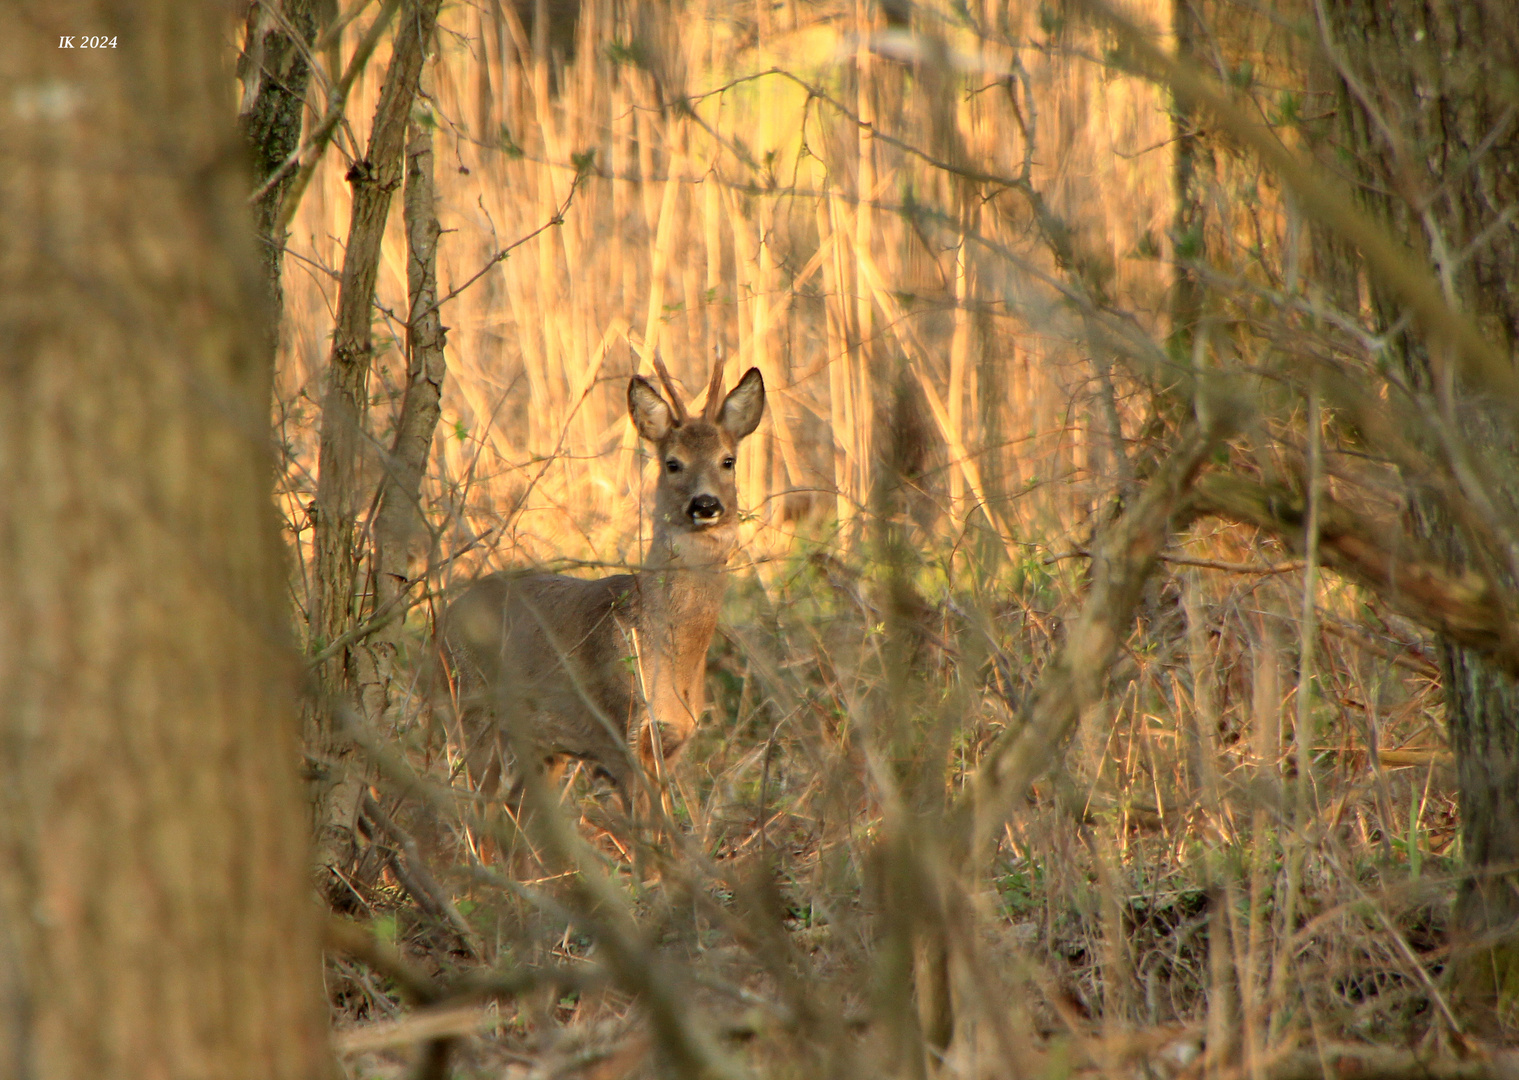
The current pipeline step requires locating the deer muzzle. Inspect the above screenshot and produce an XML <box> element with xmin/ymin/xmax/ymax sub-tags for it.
<box><xmin>687</xmin><ymin>493</ymin><xmax>724</xmax><ymax>525</ymax></box>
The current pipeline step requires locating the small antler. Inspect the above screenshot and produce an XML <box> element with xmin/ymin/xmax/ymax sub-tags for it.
<box><xmin>650</xmin><ymin>350</ymin><xmax>687</xmax><ymax>423</ymax></box>
<box><xmin>702</xmin><ymin>345</ymin><xmax>727</xmax><ymax>422</ymax></box>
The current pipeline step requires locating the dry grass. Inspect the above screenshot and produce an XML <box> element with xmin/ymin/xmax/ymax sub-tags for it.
<box><xmin>273</xmin><ymin>1</ymin><xmax>1475</xmax><ymax>1076</ymax></box>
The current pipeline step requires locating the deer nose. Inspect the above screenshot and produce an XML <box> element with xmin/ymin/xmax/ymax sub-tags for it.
<box><xmin>688</xmin><ymin>494</ymin><xmax>723</xmax><ymax>523</ymax></box>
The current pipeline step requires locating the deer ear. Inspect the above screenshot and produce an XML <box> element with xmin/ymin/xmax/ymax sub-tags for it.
<box><xmin>628</xmin><ymin>376</ymin><xmax>674</xmax><ymax>442</ymax></box>
<box><xmin>717</xmin><ymin>367</ymin><xmax>765</xmax><ymax>440</ymax></box>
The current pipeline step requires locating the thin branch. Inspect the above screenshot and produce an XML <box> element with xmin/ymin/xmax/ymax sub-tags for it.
<box><xmin>325</xmin><ymin>916</ymin><xmax>441</xmax><ymax>1003</ymax></box>
<box><xmin>360</xmin><ymin>792</ymin><xmax>482</xmax><ymax>957</ymax></box>
<box><xmin>411</xmin><ymin>170</ymin><xmax>585</xmax><ymax>325</ymax></box>
<box><xmin>1320</xmin><ymin>620</ymin><xmax>1440</xmax><ymax>679</ymax></box>
<box><xmin>306</xmin><ymin>571</ymin><xmax>426</xmax><ymax>668</ymax></box>
<box><xmin>259</xmin><ymin>0</ymin><xmax>403</xmax><ymax>226</ymax></box>
<box><xmin>1193</xmin><ymin>472</ymin><xmax>1519</xmax><ymax>678</ymax></box>
<box><xmin>324</xmin><ymin>915</ymin><xmax>593</xmax><ymax>1008</ymax></box>
<box><xmin>1044</xmin><ymin>548</ymin><xmax>1305</xmax><ymax>575</ymax></box>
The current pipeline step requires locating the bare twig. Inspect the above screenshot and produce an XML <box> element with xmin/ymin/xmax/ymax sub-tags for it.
<box><xmin>306</xmin><ymin>571</ymin><xmax>427</xmax><ymax>668</ymax></box>
<box><xmin>253</xmin><ymin>0</ymin><xmax>401</xmax><ymax>218</ymax></box>
<box><xmin>411</xmin><ymin>170</ymin><xmax>585</xmax><ymax>326</ymax></box>
<box><xmin>1321</xmin><ymin>620</ymin><xmax>1440</xmax><ymax>679</ymax></box>
<box><xmin>360</xmin><ymin>792</ymin><xmax>482</xmax><ymax>957</ymax></box>
<box><xmin>325</xmin><ymin>915</ymin><xmax>593</xmax><ymax>1007</ymax></box>
<box><xmin>1045</xmin><ymin>548</ymin><xmax>1305</xmax><ymax>575</ymax></box>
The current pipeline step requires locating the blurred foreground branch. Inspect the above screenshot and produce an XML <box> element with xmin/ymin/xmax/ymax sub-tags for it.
<box><xmin>1193</xmin><ymin>473</ymin><xmax>1519</xmax><ymax>678</ymax></box>
<box><xmin>964</xmin><ymin>419</ymin><xmax>1234</xmax><ymax>852</ymax></box>
<box><xmin>1069</xmin><ymin>0</ymin><xmax>1518</xmax><ymax>408</ymax></box>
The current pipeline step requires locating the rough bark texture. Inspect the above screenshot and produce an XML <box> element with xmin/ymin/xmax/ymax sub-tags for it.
<box><xmin>239</xmin><ymin>0</ymin><xmax>321</xmax><ymax>362</ymax></box>
<box><xmin>360</xmin><ymin>66</ymin><xmax>449</xmax><ymax>731</ymax></box>
<box><xmin>1320</xmin><ymin>0</ymin><xmax>1519</xmax><ymax>1033</ymax></box>
<box><xmin>308</xmin><ymin>0</ymin><xmax>441</xmax><ymax>893</ymax></box>
<box><xmin>0</xmin><ymin>1</ymin><xmax>329</xmax><ymax>1075</ymax></box>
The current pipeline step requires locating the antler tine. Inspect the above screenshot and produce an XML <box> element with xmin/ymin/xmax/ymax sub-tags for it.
<box><xmin>650</xmin><ymin>350</ymin><xmax>687</xmax><ymax>422</ymax></box>
<box><xmin>703</xmin><ymin>345</ymin><xmax>727</xmax><ymax>422</ymax></box>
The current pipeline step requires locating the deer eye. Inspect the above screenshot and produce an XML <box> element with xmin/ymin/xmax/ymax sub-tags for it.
<box><xmin>721</xmin><ymin>456</ymin><xmax>736</xmax><ymax>470</ymax></box>
<box><xmin>665</xmin><ymin>458</ymin><xmax>683</xmax><ymax>474</ymax></box>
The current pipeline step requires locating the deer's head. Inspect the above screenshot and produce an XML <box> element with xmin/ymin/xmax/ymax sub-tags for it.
<box><xmin>628</xmin><ymin>359</ymin><xmax>765</xmax><ymax>557</ymax></box>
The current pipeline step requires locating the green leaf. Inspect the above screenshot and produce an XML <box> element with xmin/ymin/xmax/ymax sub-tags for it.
<box><xmin>497</xmin><ymin>124</ymin><xmax>524</xmax><ymax>159</ymax></box>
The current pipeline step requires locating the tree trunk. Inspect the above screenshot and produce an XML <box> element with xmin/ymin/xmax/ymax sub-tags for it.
<box><xmin>359</xmin><ymin>63</ymin><xmax>450</xmax><ymax>732</ymax></box>
<box><xmin>239</xmin><ymin>0</ymin><xmax>322</xmax><ymax>366</ymax></box>
<box><xmin>1321</xmin><ymin>0</ymin><xmax>1519</xmax><ymax>1034</ymax></box>
<box><xmin>0</xmin><ymin>1</ymin><xmax>329</xmax><ymax>1075</ymax></box>
<box><xmin>307</xmin><ymin>0</ymin><xmax>441</xmax><ymax>896</ymax></box>
<box><xmin>1442</xmin><ymin>647</ymin><xmax>1519</xmax><ymax>1029</ymax></box>
<box><xmin>1169</xmin><ymin>0</ymin><xmax>1210</xmax><ymax>360</ymax></box>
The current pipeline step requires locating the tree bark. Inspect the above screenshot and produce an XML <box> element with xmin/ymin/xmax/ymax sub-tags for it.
<box><xmin>0</xmin><ymin>1</ymin><xmax>329</xmax><ymax>1075</ymax></box>
<box><xmin>359</xmin><ymin>63</ymin><xmax>450</xmax><ymax>731</ymax></box>
<box><xmin>239</xmin><ymin>0</ymin><xmax>322</xmax><ymax>365</ymax></box>
<box><xmin>1319</xmin><ymin>0</ymin><xmax>1519</xmax><ymax>1034</ymax></box>
<box><xmin>308</xmin><ymin>0</ymin><xmax>441</xmax><ymax>895</ymax></box>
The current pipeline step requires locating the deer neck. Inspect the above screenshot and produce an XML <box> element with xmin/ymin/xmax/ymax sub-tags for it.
<box><xmin>634</xmin><ymin>525</ymin><xmax>733</xmax><ymax>683</ymax></box>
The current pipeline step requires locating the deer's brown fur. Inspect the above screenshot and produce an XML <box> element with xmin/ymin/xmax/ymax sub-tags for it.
<box><xmin>439</xmin><ymin>363</ymin><xmax>765</xmax><ymax>806</ymax></box>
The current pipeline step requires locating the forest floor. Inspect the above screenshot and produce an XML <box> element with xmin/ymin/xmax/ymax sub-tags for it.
<box><xmin>322</xmin><ymin>558</ymin><xmax>1485</xmax><ymax>1080</ymax></box>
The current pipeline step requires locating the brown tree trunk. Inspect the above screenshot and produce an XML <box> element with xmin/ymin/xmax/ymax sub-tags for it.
<box><xmin>307</xmin><ymin>0</ymin><xmax>441</xmax><ymax>895</ymax></box>
<box><xmin>239</xmin><ymin>0</ymin><xmax>322</xmax><ymax>364</ymax></box>
<box><xmin>0</xmin><ymin>1</ymin><xmax>329</xmax><ymax>1075</ymax></box>
<box><xmin>1320</xmin><ymin>0</ymin><xmax>1519</xmax><ymax>1034</ymax></box>
<box><xmin>359</xmin><ymin>63</ymin><xmax>450</xmax><ymax>730</ymax></box>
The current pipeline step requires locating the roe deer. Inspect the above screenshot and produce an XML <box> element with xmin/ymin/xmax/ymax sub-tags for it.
<box><xmin>439</xmin><ymin>359</ymin><xmax>765</xmax><ymax>811</ymax></box>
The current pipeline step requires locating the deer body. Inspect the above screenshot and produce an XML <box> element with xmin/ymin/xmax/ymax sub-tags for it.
<box><xmin>440</xmin><ymin>365</ymin><xmax>765</xmax><ymax>805</ymax></box>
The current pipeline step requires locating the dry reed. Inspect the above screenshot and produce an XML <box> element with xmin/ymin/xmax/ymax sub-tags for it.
<box><xmin>280</xmin><ymin>2</ymin><xmax>1470</xmax><ymax>1077</ymax></box>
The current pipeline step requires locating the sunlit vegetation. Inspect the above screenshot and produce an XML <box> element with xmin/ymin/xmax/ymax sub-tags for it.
<box><xmin>267</xmin><ymin>1</ymin><xmax>1517</xmax><ymax>1075</ymax></box>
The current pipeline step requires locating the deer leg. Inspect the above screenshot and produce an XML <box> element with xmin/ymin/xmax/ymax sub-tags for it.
<box><xmin>466</xmin><ymin>732</ymin><xmax>515</xmax><ymax>866</ymax></box>
<box><xmin>635</xmin><ymin>718</ymin><xmax>692</xmax><ymax>835</ymax></box>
